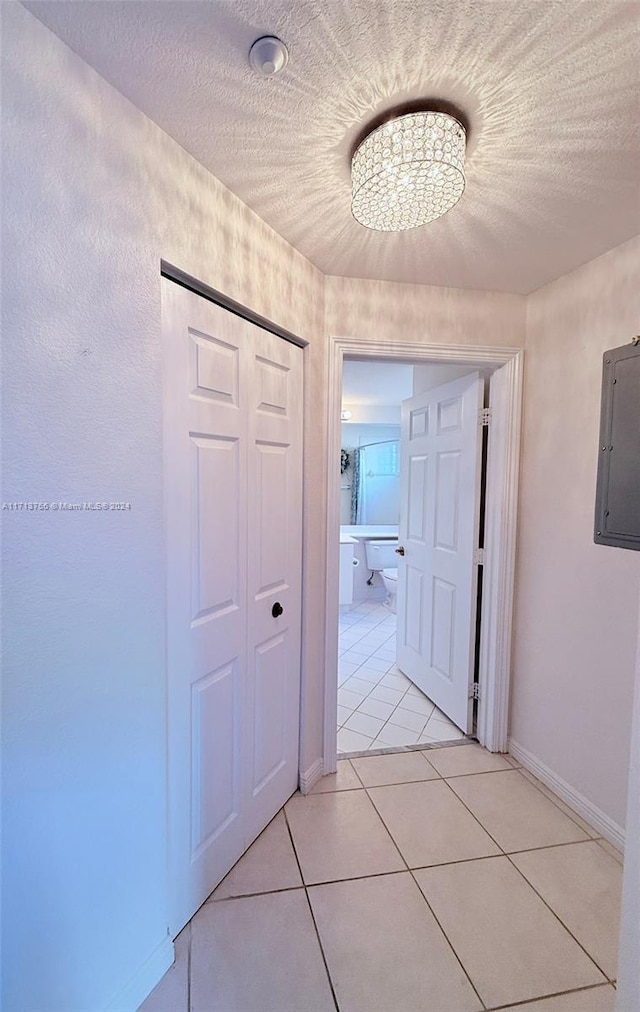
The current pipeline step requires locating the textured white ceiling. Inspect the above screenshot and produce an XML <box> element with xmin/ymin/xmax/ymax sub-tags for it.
<box><xmin>24</xmin><ymin>0</ymin><xmax>640</xmax><ymax>293</ymax></box>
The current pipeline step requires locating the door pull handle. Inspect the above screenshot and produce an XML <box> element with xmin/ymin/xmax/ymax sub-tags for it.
<box><xmin>271</xmin><ymin>601</ymin><xmax>284</xmax><ymax>618</ymax></box>
<box><xmin>395</xmin><ymin>546</ymin><xmax>405</xmax><ymax>556</ymax></box>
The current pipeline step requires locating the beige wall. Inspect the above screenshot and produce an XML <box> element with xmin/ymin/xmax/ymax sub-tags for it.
<box><xmin>413</xmin><ymin>363</ymin><xmax>482</xmax><ymax>394</ymax></box>
<box><xmin>1</xmin><ymin>5</ymin><xmax>324</xmax><ymax>1010</ymax></box>
<box><xmin>325</xmin><ymin>274</ymin><xmax>525</xmax><ymax>348</ymax></box>
<box><xmin>616</xmin><ymin>596</ymin><xmax>640</xmax><ymax>1010</ymax></box>
<box><xmin>511</xmin><ymin>236</ymin><xmax>640</xmax><ymax>829</ymax></box>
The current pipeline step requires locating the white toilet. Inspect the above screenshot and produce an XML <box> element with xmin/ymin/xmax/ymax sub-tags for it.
<box><xmin>380</xmin><ymin>568</ymin><xmax>398</xmax><ymax>612</ymax></box>
<box><xmin>364</xmin><ymin>540</ymin><xmax>400</xmax><ymax>613</ymax></box>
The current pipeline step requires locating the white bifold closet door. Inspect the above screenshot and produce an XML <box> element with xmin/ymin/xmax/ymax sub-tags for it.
<box><xmin>162</xmin><ymin>280</ymin><xmax>303</xmax><ymax>935</ymax></box>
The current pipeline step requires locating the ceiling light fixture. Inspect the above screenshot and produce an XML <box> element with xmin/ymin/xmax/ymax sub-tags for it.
<box><xmin>351</xmin><ymin>111</ymin><xmax>466</xmax><ymax>231</ymax></box>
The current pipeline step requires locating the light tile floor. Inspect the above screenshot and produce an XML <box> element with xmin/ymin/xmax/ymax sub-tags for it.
<box><xmin>140</xmin><ymin>743</ymin><xmax>623</xmax><ymax>1012</ymax></box>
<box><xmin>337</xmin><ymin>599</ymin><xmax>465</xmax><ymax>752</ymax></box>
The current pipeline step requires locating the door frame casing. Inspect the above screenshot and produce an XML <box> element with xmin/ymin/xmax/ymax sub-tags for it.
<box><xmin>323</xmin><ymin>337</ymin><xmax>524</xmax><ymax>774</ymax></box>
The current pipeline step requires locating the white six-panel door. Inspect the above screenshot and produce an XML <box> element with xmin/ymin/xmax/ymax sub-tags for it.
<box><xmin>396</xmin><ymin>373</ymin><xmax>483</xmax><ymax>734</ymax></box>
<box><xmin>244</xmin><ymin>327</ymin><xmax>303</xmax><ymax>843</ymax></box>
<box><xmin>162</xmin><ymin>281</ymin><xmax>302</xmax><ymax>935</ymax></box>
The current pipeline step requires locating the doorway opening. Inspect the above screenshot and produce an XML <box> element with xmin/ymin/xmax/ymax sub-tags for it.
<box><xmin>323</xmin><ymin>338</ymin><xmax>523</xmax><ymax>777</ymax></box>
<box><xmin>337</xmin><ymin>361</ymin><xmax>487</xmax><ymax>753</ymax></box>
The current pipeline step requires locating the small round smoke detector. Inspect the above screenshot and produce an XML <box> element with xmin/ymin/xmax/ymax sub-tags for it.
<box><xmin>249</xmin><ymin>36</ymin><xmax>289</xmax><ymax>76</ymax></box>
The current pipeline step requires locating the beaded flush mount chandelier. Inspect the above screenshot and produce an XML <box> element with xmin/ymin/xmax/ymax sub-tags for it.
<box><xmin>351</xmin><ymin>110</ymin><xmax>466</xmax><ymax>231</ymax></box>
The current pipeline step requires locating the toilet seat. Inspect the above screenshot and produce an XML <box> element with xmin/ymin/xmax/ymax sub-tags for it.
<box><xmin>381</xmin><ymin>567</ymin><xmax>398</xmax><ymax>582</ymax></box>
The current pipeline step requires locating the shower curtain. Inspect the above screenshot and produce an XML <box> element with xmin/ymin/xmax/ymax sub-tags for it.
<box><xmin>350</xmin><ymin>447</ymin><xmax>362</xmax><ymax>524</ymax></box>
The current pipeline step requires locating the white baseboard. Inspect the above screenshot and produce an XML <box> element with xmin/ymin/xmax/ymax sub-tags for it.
<box><xmin>508</xmin><ymin>738</ymin><xmax>625</xmax><ymax>852</ymax></box>
<box><xmin>105</xmin><ymin>935</ymin><xmax>174</xmax><ymax>1012</ymax></box>
<box><xmin>299</xmin><ymin>757</ymin><xmax>324</xmax><ymax>794</ymax></box>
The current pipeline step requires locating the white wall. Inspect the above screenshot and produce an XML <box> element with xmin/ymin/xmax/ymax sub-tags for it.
<box><xmin>340</xmin><ymin>423</ymin><xmax>401</xmax><ymax>446</ymax></box>
<box><xmin>412</xmin><ymin>362</ymin><xmax>480</xmax><ymax>394</ymax></box>
<box><xmin>511</xmin><ymin>236</ymin><xmax>640</xmax><ymax>831</ymax></box>
<box><xmin>616</xmin><ymin>588</ymin><xmax>640</xmax><ymax>1011</ymax></box>
<box><xmin>341</xmin><ymin>403</ymin><xmax>401</xmax><ymax>424</ymax></box>
<box><xmin>326</xmin><ymin>274</ymin><xmax>526</xmax><ymax>349</ymax></box>
<box><xmin>1</xmin><ymin>5</ymin><xmax>325</xmax><ymax>1010</ymax></box>
<box><xmin>342</xmin><ymin>360</ymin><xmax>414</xmax><ymax>417</ymax></box>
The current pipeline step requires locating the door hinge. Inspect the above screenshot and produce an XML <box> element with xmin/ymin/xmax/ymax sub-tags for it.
<box><xmin>479</xmin><ymin>408</ymin><xmax>492</xmax><ymax>427</ymax></box>
<box><xmin>469</xmin><ymin>683</ymin><xmax>481</xmax><ymax>701</ymax></box>
<box><xmin>473</xmin><ymin>548</ymin><xmax>485</xmax><ymax>565</ymax></box>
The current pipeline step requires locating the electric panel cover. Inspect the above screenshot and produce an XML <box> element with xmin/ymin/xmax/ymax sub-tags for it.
<box><xmin>594</xmin><ymin>342</ymin><xmax>640</xmax><ymax>550</ymax></box>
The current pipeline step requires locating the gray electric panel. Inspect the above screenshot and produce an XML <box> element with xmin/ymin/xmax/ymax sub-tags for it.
<box><xmin>594</xmin><ymin>341</ymin><xmax>640</xmax><ymax>550</ymax></box>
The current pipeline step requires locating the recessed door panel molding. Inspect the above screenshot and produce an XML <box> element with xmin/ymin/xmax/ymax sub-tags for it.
<box><xmin>434</xmin><ymin>450</ymin><xmax>461</xmax><ymax>552</ymax></box>
<box><xmin>256</xmin><ymin>354</ymin><xmax>289</xmax><ymax>416</ymax></box>
<box><xmin>407</xmin><ymin>454</ymin><xmax>428</xmax><ymax>543</ymax></box>
<box><xmin>252</xmin><ymin>633</ymin><xmax>287</xmax><ymax>795</ymax></box>
<box><xmin>403</xmin><ymin>566</ymin><xmax>424</xmax><ymax>654</ymax></box>
<box><xmin>437</xmin><ymin>394</ymin><xmax>463</xmax><ymax>434</ymax></box>
<box><xmin>397</xmin><ymin>372</ymin><xmax>483</xmax><ymax>733</ymax></box>
<box><xmin>189</xmin><ymin>328</ymin><xmax>240</xmax><ymax>406</ymax></box>
<box><xmin>255</xmin><ymin>441</ymin><xmax>289</xmax><ymax>597</ymax></box>
<box><xmin>409</xmin><ymin>406</ymin><xmax>429</xmax><ymax>439</ymax></box>
<box><xmin>162</xmin><ymin>279</ymin><xmax>303</xmax><ymax>935</ymax></box>
<box><xmin>191</xmin><ymin>435</ymin><xmax>240</xmax><ymax>624</ymax></box>
<box><xmin>430</xmin><ymin>578</ymin><xmax>456</xmax><ymax>681</ymax></box>
<box><xmin>190</xmin><ymin>662</ymin><xmax>239</xmax><ymax>858</ymax></box>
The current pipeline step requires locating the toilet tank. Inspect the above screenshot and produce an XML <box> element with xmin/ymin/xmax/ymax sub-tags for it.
<box><xmin>364</xmin><ymin>539</ymin><xmax>399</xmax><ymax>570</ymax></box>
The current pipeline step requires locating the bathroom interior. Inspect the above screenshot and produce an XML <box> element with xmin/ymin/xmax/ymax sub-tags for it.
<box><xmin>337</xmin><ymin>358</ymin><xmax>483</xmax><ymax>753</ymax></box>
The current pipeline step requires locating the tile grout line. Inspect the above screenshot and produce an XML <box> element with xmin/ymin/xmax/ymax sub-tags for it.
<box><xmin>340</xmin><ymin>712</ymin><xmax>469</xmax><ymax>752</ymax></box>
<box><xmin>319</xmin><ymin>753</ymin><xmax>488</xmax><ymax>1007</ymax></box>
<box><xmin>359</xmin><ymin>778</ymin><xmax>489</xmax><ymax>1012</ymax></box>
<box><xmin>195</xmin><ymin>782</ymin><xmax>614</xmax><ymax>1010</ymax></box>
<box><xmin>503</xmin><ymin>849</ymin><xmax>614</xmax><ymax>984</ymax></box>
<box><xmin>347</xmin><ymin>757</ymin><xmax>367</xmax><ymax>790</ymax></box>
<box><xmin>515</xmin><ymin>767</ymin><xmax>605</xmax><ymax>841</ymax></box>
<box><xmin>208</xmin><ymin>882</ymin><xmax>307</xmax><ymax>903</ymax></box>
<box><xmin>203</xmin><ymin>808</ymin><xmax>288</xmax><ymax>905</ymax></box>
<box><xmin>338</xmin><ymin>614</ymin><xmax>468</xmax><ymax>752</ymax></box>
<box><xmin>485</xmin><ymin>981</ymin><xmax>616</xmax><ymax>1010</ymax></box>
<box><xmin>187</xmin><ymin>923</ymin><xmax>192</xmax><ymax>1012</ymax></box>
<box><xmin>206</xmin><ymin>865</ymin><xmax>471</xmax><ymax>898</ymax></box>
<box><xmin>594</xmin><ymin>837</ymin><xmax>624</xmax><ymax>865</ymax></box>
<box><xmin>356</xmin><ymin>750</ymin><xmax>617</xmax><ymax>990</ymax></box>
<box><xmin>339</xmin><ymin>757</ymin><xmax>605</xmax><ymax>861</ymax></box>
<box><xmin>342</xmin><ymin>604</ymin><xmax>617</xmax><ymax>1004</ymax></box>
<box><xmin>505</xmin><ymin>838</ymin><xmax>604</xmax><ymax>857</ymax></box>
<box><xmin>438</xmin><ymin>776</ymin><xmax>615</xmax><ymax>987</ymax></box>
<box><xmin>339</xmin><ymin>684</ymin><xmax>471</xmax><ymax>748</ymax></box>
<box><xmin>319</xmin><ymin>763</ymin><xmax>604</xmax><ymax>857</ymax></box>
<box><xmin>282</xmin><ymin>806</ymin><xmax>341</xmax><ymax>1012</ymax></box>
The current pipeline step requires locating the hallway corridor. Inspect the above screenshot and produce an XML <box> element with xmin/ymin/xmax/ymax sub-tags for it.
<box><xmin>140</xmin><ymin>744</ymin><xmax>622</xmax><ymax>1012</ymax></box>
